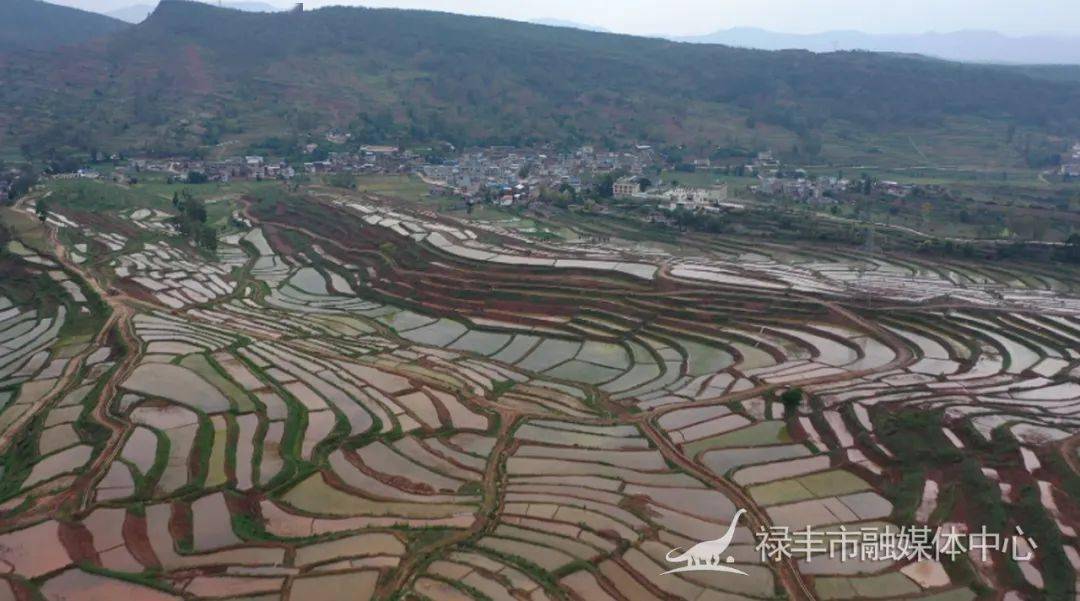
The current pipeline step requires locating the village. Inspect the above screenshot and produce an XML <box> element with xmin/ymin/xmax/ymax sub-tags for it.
<box><xmin>11</xmin><ymin>143</ymin><xmax>899</xmax><ymax>209</ymax></box>
<box><xmin>7</xmin><ymin>139</ymin><xmax>1079</xmax><ymax>244</ymax></box>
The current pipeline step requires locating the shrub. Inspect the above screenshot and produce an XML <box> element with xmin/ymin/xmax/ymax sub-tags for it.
<box><xmin>779</xmin><ymin>387</ymin><xmax>803</xmax><ymax>411</ymax></box>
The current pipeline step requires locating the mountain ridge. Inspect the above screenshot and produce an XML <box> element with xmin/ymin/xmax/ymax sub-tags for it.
<box><xmin>106</xmin><ymin>1</ymin><xmax>284</xmax><ymax>24</ymax></box>
<box><xmin>530</xmin><ymin>18</ymin><xmax>611</xmax><ymax>33</ymax></box>
<box><xmin>1</xmin><ymin>0</ymin><xmax>129</xmax><ymax>52</ymax></box>
<box><xmin>675</xmin><ymin>27</ymin><xmax>1080</xmax><ymax>65</ymax></box>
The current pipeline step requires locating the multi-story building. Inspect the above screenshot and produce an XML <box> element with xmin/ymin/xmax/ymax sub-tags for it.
<box><xmin>613</xmin><ymin>176</ymin><xmax>641</xmax><ymax>199</ymax></box>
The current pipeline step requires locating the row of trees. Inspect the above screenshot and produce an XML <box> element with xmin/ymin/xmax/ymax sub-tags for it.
<box><xmin>170</xmin><ymin>190</ymin><xmax>218</xmax><ymax>251</ymax></box>
<box><xmin>5</xmin><ymin>170</ymin><xmax>37</xmax><ymax>203</ymax></box>
<box><xmin>0</xmin><ymin>160</ymin><xmax>38</xmax><ymax>204</ymax></box>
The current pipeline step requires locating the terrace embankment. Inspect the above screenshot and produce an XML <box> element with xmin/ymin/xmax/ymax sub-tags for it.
<box><xmin>1</xmin><ymin>182</ymin><xmax>1078</xmax><ymax>601</ymax></box>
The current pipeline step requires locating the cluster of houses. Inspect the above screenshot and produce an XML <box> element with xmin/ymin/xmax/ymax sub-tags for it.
<box><xmin>121</xmin><ymin>146</ymin><xmax>425</xmax><ymax>183</ymax></box>
<box><xmin>51</xmin><ymin>169</ymin><xmax>103</xmax><ymax>180</ymax></box>
<box><xmin>1063</xmin><ymin>143</ymin><xmax>1080</xmax><ymax>178</ymax></box>
<box><xmin>31</xmin><ymin>142</ymin><xmax>751</xmax><ymax>215</ymax></box>
<box><xmin>755</xmin><ymin>175</ymin><xmax>918</xmax><ymax>202</ymax></box>
<box><xmin>420</xmin><ymin>146</ymin><xmax>656</xmax><ymax>199</ymax></box>
<box><xmin>416</xmin><ymin>145</ymin><xmax>749</xmax><ymax>214</ymax></box>
<box><xmin>302</xmin><ymin>145</ymin><xmax>424</xmax><ymax>175</ymax></box>
<box><xmin>748</xmin><ymin>150</ymin><xmax>780</xmax><ymax>175</ymax></box>
<box><xmin>124</xmin><ymin>157</ymin><xmax>293</xmax><ymax>182</ymax></box>
<box><xmin>34</xmin><ymin>144</ymin><xmax>661</xmax><ymax>208</ymax></box>
<box><xmin>757</xmin><ymin>175</ymin><xmax>850</xmax><ymax>202</ymax></box>
<box><xmin>30</xmin><ymin>140</ymin><xmax>945</xmax><ymax>215</ymax></box>
<box><xmin>31</xmin><ymin>139</ymin><xmax>954</xmax><ymax>217</ymax></box>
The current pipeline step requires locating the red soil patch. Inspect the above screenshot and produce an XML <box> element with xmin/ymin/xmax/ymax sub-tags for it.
<box><xmin>180</xmin><ymin>44</ymin><xmax>214</xmax><ymax>96</ymax></box>
<box><xmin>58</xmin><ymin>521</ymin><xmax>98</xmax><ymax>565</ymax></box>
<box><xmin>123</xmin><ymin>512</ymin><xmax>160</xmax><ymax>569</ymax></box>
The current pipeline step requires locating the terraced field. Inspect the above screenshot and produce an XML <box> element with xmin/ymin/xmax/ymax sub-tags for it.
<box><xmin>1</xmin><ymin>182</ymin><xmax>1079</xmax><ymax>600</ymax></box>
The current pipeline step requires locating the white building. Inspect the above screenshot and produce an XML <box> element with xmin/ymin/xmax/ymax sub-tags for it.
<box><xmin>665</xmin><ymin>183</ymin><xmax>728</xmax><ymax>204</ymax></box>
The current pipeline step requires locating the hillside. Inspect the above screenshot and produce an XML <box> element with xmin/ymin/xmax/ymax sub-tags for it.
<box><xmin>0</xmin><ymin>0</ymin><xmax>128</xmax><ymax>52</ymax></box>
<box><xmin>3</xmin><ymin>0</ymin><xmax>1079</xmax><ymax>166</ymax></box>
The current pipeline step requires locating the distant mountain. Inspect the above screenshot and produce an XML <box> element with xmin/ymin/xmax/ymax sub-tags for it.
<box><xmin>530</xmin><ymin>18</ymin><xmax>609</xmax><ymax>33</ymax></box>
<box><xmin>1</xmin><ymin>0</ymin><xmax>128</xmax><ymax>52</ymax></box>
<box><xmin>2</xmin><ymin>1</ymin><xmax>1079</xmax><ymax>166</ymax></box>
<box><xmin>1010</xmin><ymin>64</ymin><xmax>1080</xmax><ymax>84</ymax></box>
<box><xmin>676</xmin><ymin>27</ymin><xmax>1080</xmax><ymax>65</ymax></box>
<box><xmin>213</xmin><ymin>0</ymin><xmax>280</xmax><ymax>10</ymax></box>
<box><xmin>106</xmin><ymin>4</ymin><xmax>156</xmax><ymax>23</ymax></box>
<box><xmin>107</xmin><ymin>0</ymin><xmax>282</xmax><ymax>23</ymax></box>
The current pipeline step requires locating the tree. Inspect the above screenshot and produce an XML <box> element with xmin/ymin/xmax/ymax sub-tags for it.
<box><xmin>919</xmin><ymin>202</ymin><xmax>932</xmax><ymax>229</ymax></box>
<box><xmin>198</xmin><ymin>225</ymin><xmax>218</xmax><ymax>251</ymax></box>
<box><xmin>170</xmin><ymin>190</ymin><xmax>215</xmax><ymax>250</ymax></box>
<box><xmin>35</xmin><ymin>199</ymin><xmax>50</xmax><ymax>223</ymax></box>
<box><xmin>1062</xmin><ymin>233</ymin><xmax>1080</xmax><ymax>263</ymax></box>
<box><xmin>6</xmin><ymin>168</ymin><xmax>38</xmax><ymax>203</ymax></box>
<box><xmin>187</xmin><ymin>171</ymin><xmax>209</xmax><ymax>184</ymax></box>
<box><xmin>594</xmin><ymin>173</ymin><xmax>616</xmax><ymax>198</ymax></box>
<box><xmin>327</xmin><ymin>172</ymin><xmax>356</xmax><ymax>189</ymax></box>
<box><xmin>780</xmin><ymin>387</ymin><xmax>804</xmax><ymax>412</ymax></box>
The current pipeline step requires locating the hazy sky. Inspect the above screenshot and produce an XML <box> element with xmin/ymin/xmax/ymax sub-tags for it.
<box><xmin>52</xmin><ymin>0</ymin><xmax>1080</xmax><ymax>37</ymax></box>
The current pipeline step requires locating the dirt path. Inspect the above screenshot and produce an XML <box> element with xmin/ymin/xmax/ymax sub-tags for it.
<box><xmin>0</xmin><ymin>203</ymin><xmax>145</xmax><ymax>524</ymax></box>
<box><xmin>0</xmin><ymin>315</ymin><xmax>116</xmax><ymax>456</ymax></box>
<box><xmin>908</xmin><ymin>136</ymin><xmax>930</xmax><ymax>163</ymax></box>
<box><xmin>0</xmin><ymin>207</ymin><xmax>117</xmax><ymax>456</ymax></box>
<box><xmin>70</xmin><ymin>303</ymin><xmax>142</xmax><ymax>513</ymax></box>
<box><xmin>640</xmin><ymin>420</ymin><xmax>817</xmax><ymax>601</ymax></box>
<box><xmin>374</xmin><ymin>409</ymin><xmax>520</xmax><ymax>598</ymax></box>
<box><xmin>1059</xmin><ymin>433</ymin><xmax>1080</xmax><ymax>476</ymax></box>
